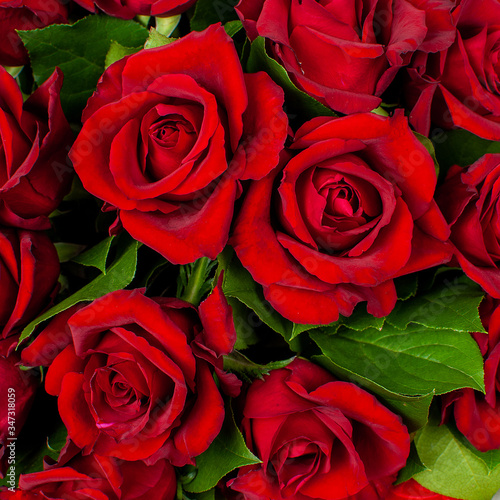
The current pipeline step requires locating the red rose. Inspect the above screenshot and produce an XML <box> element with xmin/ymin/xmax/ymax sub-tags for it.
<box><xmin>0</xmin><ymin>67</ymin><xmax>73</xmax><ymax>230</ymax></box>
<box><xmin>69</xmin><ymin>25</ymin><xmax>287</xmax><ymax>265</ymax></box>
<box><xmin>227</xmin><ymin>358</ymin><xmax>410</xmax><ymax>500</ymax></box>
<box><xmin>21</xmin><ymin>282</ymin><xmax>240</xmax><ymax>465</ymax></box>
<box><xmin>0</xmin><ymin>0</ymin><xmax>67</xmax><ymax>66</ymax></box>
<box><xmin>15</xmin><ymin>440</ymin><xmax>176</xmax><ymax>499</ymax></box>
<box><xmin>0</xmin><ymin>227</ymin><xmax>60</xmax><ymax>349</ymax></box>
<box><xmin>436</xmin><ymin>154</ymin><xmax>500</xmax><ymax>298</ymax></box>
<box><xmin>441</xmin><ymin>297</ymin><xmax>500</xmax><ymax>451</ymax></box>
<box><xmin>74</xmin><ymin>0</ymin><xmax>196</xmax><ymax>19</ymax></box>
<box><xmin>231</xmin><ymin>111</ymin><xmax>452</xmax><ymax>325</ymax></box>
<box><xmin>236</xmin><ymin>0</ymin><xmax>455</xmax><ymax>114</ymax></box>
<box><xmin>406</xmin><ymin>0</ymin><xmax>500</xmax><ymax>140</ymax></box>
<box><xmin>0</xmin><ymin>352</ymin><xmax>38</xmax><ymax>478</ymax></box>
<box><xmin>386</xmin><ymin>479</ymin><xmax>458</xmax><ymax>499</ymax></box>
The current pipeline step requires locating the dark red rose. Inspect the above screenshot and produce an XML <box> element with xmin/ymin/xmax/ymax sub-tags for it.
<box><xmin>73</xmin><ymin>0</ymin><xmax>195</xmax><ymax>19</ymax></box>
<box><xmin>227</xmin><ymin>358</ymin><xmax>410</xmax><ymax>500</ymax></box>
<box><xmin>441</xmin><ymin>297</ymin><xmax>500</xmax><ymax>451</ymax></box>
<box><xmin>231</xmin><ymin>111</ymin><xmax>452</xmax><ymax>325</ymax></box>
<box><xmin>0</xmin><ymin>227</ymin><xmax>60</xmax><ymax>349</ymax></box>
<box><xmin>436</xmin><ymin>154</ymin><xmax>500</xmax><ymax>298</ymax></box>
<box><xmin>14</xmin><ymin>440</ymin><xmax>176</xmax><ymax>499</ymax></box>
<box><xmin>0</xmin><ymin>352</ymin><xmax>38</xmax><ymax>478</ymax></box>
<box><xmin>0</xmin><ymin>67</ymin><xmax>73</xmax><ymax>230</ymax></box>
<box><xmin>21</xmin><ymin>282</ymin><xmax>240</xmax><ymax>466</ymax></box>
<box><xmin>406</xmin><ymin>0</ymin><xmax>500</xmax><ymax>140</ymax></box>
<box><xmin>69</xmin><ymin>25</ymin><xmax>287</xmax><ymax>265</ymax></box>
<box><xmin>386</xmin><ymin>479</ymin><xmax>458</xmax><ymax>499</ymax></box>
<box><xmin>0</xmin><ymin>0</ymin><xmax>67</xmax><ymax>67</ymax></box>
<box><xmin>236</xmin><ymin>0</ymin><xmax>456</xmax><ymax>114</ymax></box>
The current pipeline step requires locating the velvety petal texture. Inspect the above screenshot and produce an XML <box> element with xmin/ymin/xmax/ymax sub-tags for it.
<box><xmin>405</xmin><ymin>0</ymin><xmax>500</xmax><ymax>140</ymax></box>
<box><xmin>17</xmin><ymin>440</ymin><xmax>177</xmax><ymax>499</ymax></box>
<box><xmin>0</xmin><ymin>227</ymin><xmax>60</xmax><ymax>346</ymax></box>
<box><xmin>21</xmin><ymin>283</ymin><xmax>239</xmax><ymax>466</ymax></box>
<box><xmin>73</xmin><ymin>0</ymin><xmax>196</xmax><ymax>19</ymax></box>
<box><xmin>231</xmin><ymin>112</ymin><xmax>452</xmax><ymax>325</ymax></box>
<box><xmin>236</xmin><ymin>0</ymin><xmax>455</xmax><ymax>114</ymax></box>
<box><xmin>0</xmin><ymin>68</ymin><xmax>73</xmax><ymax>230</ymax></box>
<box><xmin>70</xmin><ymin>25</ymin><xmax>287</xmax><ymax>264</ymax></box>
<box><xmin>436</xmin><ymin>154</ymin><xmax>500</xmax><ymax>297</ymax></box>
<box><xmin>0</xmin><ymin>0</ymin><xmax>68</xmax><ymax>66</ymax></box>
<box><xmin>386</xmin><ymin>479</ymin><xmax>458</xmax><ymax>499</ymax></box>
<box><xmin>228</xmin><ymin>358</ymin><xmax>410</xmax><ymax>500</ymax></box>
<box><xmin>441</xmin><ymin>296</ymin><xmax>500</xmax><ymax>451</ymax></box>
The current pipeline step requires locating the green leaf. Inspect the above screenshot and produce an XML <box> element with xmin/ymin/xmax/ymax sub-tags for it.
<box><xmin>386</xmin><ymin>277</ymin><xmax>485</xmax><ymax>333</ymax></box>
<box><xmin>190</xmin><ymin>0</ymin><xmax>239</xmax><ymax>32</ymax></box>
<box><xmin>415</xmin><ymin>421</ymin><xmax>500</xmax><ymax>500</ymax></box>
<box><xmin>394</xmin><ymin>274</ymin><xmax>419</xmax><ymax>301</ymax></box>
<box><xmin>312</xmin><ymin>354</ymin><xmax>433</xmax><ymax>432</ymax></box>
<box><xmin>223</xmin><ymin>350</ymin><xmax>295</xmax><ymax>382</ymax></box>
<box><xmin>0</xmin><ymin>422</ymin><xmax>67</xmax><ymax>488</ymax></box>
<box><xmin>414</xmin><ymin>131</ymin><xmax>439</xmax><ymax>176</ymax></box>
<box><xmin>310</xmin><ymin>323</ymin><xmax>485</xmax><ymax>397</ymax></box>
<box><xmin>395</xmin><ymin>442</ymin><xmax>429</xmax><ymax>485</ymax></box>
<box><xmin>433</xmin><ymin>128</ymin><xmax>500</xmax><ymax>174</ymax></box>
<box><xmin>144</xmin><ymin>27</ymin><xmax>177</xmax><ymax>48</ymax></box>
<box><xmin>183</xmin><ymin>402</ymin><xmax>260</xmax><ymax>493</ymax></box>
<box><xmin>219</xmin><ymin>248</ymin><xmax>294</xmax><ymax>339</ymax></box>
<box><xmin>247</xmin><ymin>37</ymin><xmax>336</xmax><ymax>121</ymax></box>
<box><xmin>18</xmin><ymin>16</ymin><xmax>149</xmax><ymax>120</ymax></box>
<box><xmin>18</xmin><ymin>237</ymin><xmax>139</xmax><ymax>344</ymax></box>
<box><xmin>104</xmin><ymin>40</ymin><xmax>141</xmax><ymax>69</ymax></box>
<box><xmin>53</xmin><ymin>242</ymin><xmax>86</xmax><ymax>263</ymax></box>
<box><xmin>322</xmin><ymin>306</ymin><xmax>385</xmax><ymax>335</ymax></box>
<box><xmin>178</xmin><ymin>257</ymin><xmax>217</xmax><ymax>306</ymax></box>
<box><xmin>224</xmin><ymin>20</ymin><xmax>243</xmax><ymax>38</ymax></box>
<box><xmin>226</xmin><ymin>297</ymin><xmax>260</xmax><ymax>350</ymax></box>
<box><xmin>71</xmin><ymin>236</ymin><xmax>115</xmax><ymax>274</ymax></box>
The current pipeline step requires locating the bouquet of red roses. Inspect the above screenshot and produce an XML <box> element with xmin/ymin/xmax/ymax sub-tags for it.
<box><xmin>1</xmin><ymin>0</ymin><xmax>500</xmax><ymax>499</ymax></box>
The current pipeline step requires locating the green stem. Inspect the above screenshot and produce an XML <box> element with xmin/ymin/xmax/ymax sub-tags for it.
<box><xmin>181</xmin><ymin>257</ymin><xmax>210</xmax><ymax>306</ymax></box>
<box><xmin>155</xmin><ymin>14</ymin><xmax>181</xmax><ymax>37</ymax></box>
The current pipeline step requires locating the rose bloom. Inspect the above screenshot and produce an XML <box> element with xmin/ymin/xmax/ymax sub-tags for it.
<box><xmin>70</xmin><ymin>25</ymin><xmax>287</xmax><ymax>265</ymax></box>
<box><xmin>441</xmin><ymin>296</ymin><xmax>500</xmax><ymax>451</ymax></box>
<box><xmin>386</xmin><ymin>479</ymin><xmax>458</xmax><ymax>499</ymax></box>
<box><xmin>227</xmin><ymin>358</ymin><xmax>410</xmax><ymax>500</ymax></box>
<box><xmin>236</xmin><ymin>0</ymin><xmax>456</xmax><ymax>114</ymax></box>
<box><xmin>0</xmin><ymin>67</ymin><xmax>73</xmax><ymax>230</ymax></box>
<box><xmin>436</xmin><ymin>154</ymin><xmax>500</xmax><ymax>298</ymax></box>
<box><xmin>0</xmin><ymin>440</ymin><xmax>176</xmax><ymax>499</ymax></box>
<box><xmin>406</xmin><ymin>0</ymin><xmax>500</xmax><ymax>140</ymax></box>
<box><xmin>74</xmin><ymin>0</ymin><xmax>196</xmax><ymax>19</ymax></box>
<box><xmin>0</xmin><ymin>0</ymin><xmax>67</xmax><ymax>66</ymax></box>
<box><xmin>0</xmin><ymin>227</ymin><xmax>60</xmax><ymax>350</ymax></box>
<box><xmin>231</xmin><ymin>111</ymin><xmax>452</xmax><ymax>325</ymax></box>
<box><xmin>21</xmin><ymin>282</ymin><xmax>240</xmax><ymax>466</ymax></box>
<box><xmin>0</xmin><ymin>351</ymin><xmax>38</xmax><ymax>478</ymax></box>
